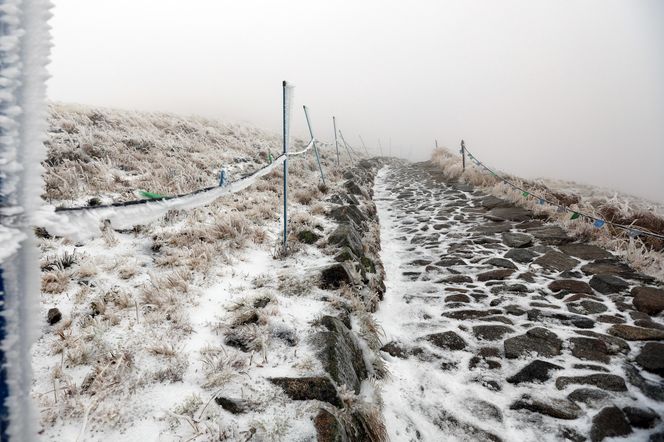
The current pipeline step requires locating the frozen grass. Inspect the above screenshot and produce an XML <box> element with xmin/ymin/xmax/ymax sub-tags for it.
<box><xmin>431</xmin><ymin>147</ymin><xmax>664</xmax><ymax>279</ymax></box>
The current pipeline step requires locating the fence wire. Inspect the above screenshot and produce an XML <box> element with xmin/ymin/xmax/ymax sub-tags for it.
<box><xmin>460</xmin><ymin>145</ymin><xmax>664</xmax><ymax>241</ymax></box>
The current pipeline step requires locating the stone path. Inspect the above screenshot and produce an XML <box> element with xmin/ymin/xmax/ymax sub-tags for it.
<box><xmin>374</xmin><ymin>162</ymin><xmax>664</xmax><ymax>442</ymax></box>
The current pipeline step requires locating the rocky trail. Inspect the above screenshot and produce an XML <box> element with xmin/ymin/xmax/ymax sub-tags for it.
<box><xmin>373</xmin><ymin>162</ymin><xmax>664</xmax><ymax>442</ymax></box>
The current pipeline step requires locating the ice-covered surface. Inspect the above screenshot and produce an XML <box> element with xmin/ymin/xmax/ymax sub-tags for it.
<box><xmin>1</xmin><ymin>0</ymin><xmax>52</xmax><ymax>439</ymax></box>
<box><xmin>374</xmin><ymin>163</ymin><xmax>664</xmax><ymax>441</ymax></box>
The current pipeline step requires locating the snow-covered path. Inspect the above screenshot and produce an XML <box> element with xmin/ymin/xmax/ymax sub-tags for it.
<box><xmin>373</xmin><ymin>163</ymin><xmax>664</xmax><ymax>441</ymax></box>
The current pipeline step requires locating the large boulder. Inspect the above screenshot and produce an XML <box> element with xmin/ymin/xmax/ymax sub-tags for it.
<box><xmin>314</xmin><ymin>316</ymin><xmax>368</xmax><ymax>394</ymax></box>
<box><xmin>329</xmin><ymin>204</ymin><xmax>368</xmax><ymax>230</ymax></box>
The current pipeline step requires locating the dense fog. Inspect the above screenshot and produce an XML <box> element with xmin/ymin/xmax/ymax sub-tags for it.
<box><xmin>48</xmin><ymin>0</ymin><xmax>664</xmax><ymax>202</ymax></box>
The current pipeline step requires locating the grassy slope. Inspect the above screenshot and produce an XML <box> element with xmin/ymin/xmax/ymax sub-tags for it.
<box><xmin>34</xmin><ymin>103</ymin><xmax>362</xmax><ymax>440</ymax></box>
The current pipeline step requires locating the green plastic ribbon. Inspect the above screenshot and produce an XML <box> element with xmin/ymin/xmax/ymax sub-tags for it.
<box><xmin>140</xmin><ymin>190</ymin><xmax>165</xmax><ymax>199</ymax></box>
<box><xmin>522</xmin><ymin>191</ymin><xmax>529</xmax><ymax>197</ymax></box>
<box><xmin>570</xmin><ymin>212</ymin><xmax>580</xmax><ymax>220</ymax></box>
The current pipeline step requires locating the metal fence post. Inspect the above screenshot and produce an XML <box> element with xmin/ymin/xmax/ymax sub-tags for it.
<box><xmin>282</xmin><ymin>81</ymin><xmax>290</xmax><ymax>248</ymax></box>
<box><xmin>359</xmin><ymin>135</ymin><xmax>369</xmax><ymax>155</ymax></box>
<box><xmin>435</xmin><ymin>139</ymin><xmax>439</xmax><ymax>149</ymax></box>
<box><xmin>338</xmin><ymin>130</ymin><xmax>354</xmax><ymax>162</ymax></box>
<box><xmin>332</xmin><ymin>116</ymin><xmax>340</xmax><ymax>166</ymax></box>
<box><xmin>303</xmin><ymin>105</ymin><xmax>325</xmax><ymax>186</ymax></box>
<box><xmin>461</xmin><ymin>139</ymin><xmax>466</xmax><ymax>172</ymax></box>
<box><xmin>378</xmin><ymin>138</ymin><xmax>383</xmax><ymax>156</ymax></box>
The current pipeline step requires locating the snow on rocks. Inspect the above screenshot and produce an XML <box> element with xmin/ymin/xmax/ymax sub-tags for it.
<box><xmin>373</xmin><ymin>161</ymin><xmax>664</xmax><ymax>441</ymax></box>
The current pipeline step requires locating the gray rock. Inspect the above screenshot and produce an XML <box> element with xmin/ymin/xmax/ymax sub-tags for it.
<box><xmin>624</xmin><ymin>364</ymin><xmax>664</xmax><ymax>401</ymax></box>
<box><xmin>507</xmin><ymin>359</ymin><xmax>564</xmax><ymax>384</ymax></box>
<box><xmin>314</xmin><ymin>316</ymin><xmax>367</xmax><ymax>393</ymax></box>
<box><xmin>477</xmin><ymin>269</ymin><xmax>514</xmax><ymax>282</ymax></box>
<box><xmin>481</xmin><ymin>195</ymin><xmax>513</xmax><ymax>209</ymax></box>
<box><xmin>567</xmin><ymin>388</ymin><xmax>611</xmax><ymax>407</ymax></box>
<box><xmin>436</xmin><ymin>257</ymin><xmax>468</xmax><ymax>267</ymax></box>
<box><xmin>589</xmin><ymin>274</ymin><xmax>630</xmax><ymax>294</ymax></box>
<box><xmin>445</xmin><ymin>294</ymin><xmax>471</xmax><ymax>303</ymax></box>
<box><xmin>214</xmin><ymin>397</ymin><xmax>248</xmax><ymax>414</ymax></box>
<box><xmin>558</xmin><ymin>244</ymin><xmax>613</xmax><ymax>260</ymax></box>
<box><xmin>527</xmin><ymin>225</ymin><xmax>573</xmax><ymax>245</ymax></box>
<box><xmin>511</xmin><ymin>395</ymin><xmax>583</xmax><ymax>420</ymax></box>
<box><xmin>269</xmin><ymin>377</ymin><xmax>341</xmax><ymax>406</ymax></box>
<box><xmin>320</xmin><ymin>263</ymin><xmax>357</xmax><ymax>289</ymax></box>
<box><xmin>380</xmin><ymin>341</ymin><xmax>408</xmax><ymax>359</ymax></box>
<box><xmin>504</xmin><ymin>248</ymin><xmax>538</xmax><ymax>263</ymax></box>
<box><xmin>484</xmin><ymin>257</ymin><xmax>518</xmax><ymax>270</ymax></box>
<box><xmin>329</xmin><ymin>204</ymin><xmax>367</xmax><ymax>229</ymax></box>
<box><xmin>504</xmin><ymin>327</ymin><xmax>562</xmax><ymax>359</ymax></box>
<box><xmin>488</xmin><ymin>207</ymin><xmax>533</xmax><ymax>222</ymax></box>
<box><xmin>433</xmin><ymin>409</ymin><xmax>503</xmax><ymax>442</ymax></box>
<box><xmin>329</xmin><ymin>223</ymin><xmax>363</xmax><ymax>255</ymax></box>
<box><xmin>424</xmin><ymin>331</ymin><xmax>467</xmax><ymax>351</ymax></box>
<box><xmin>47</xmin><ymin>308</ymin><xmax>62</xmax><ymax>325</ymax></box>
<box><xmin>623</xmin><ymin>406</ymin><xmax>659</xmax><ymax>429</ymax></box>
<box><xmin>473</xmin><ymin>325</ymin><xmax>514</xmax><ymax>341</ymax></box>
<box><xmin>465</xmin><ymin>398</ymin><xmax>503</xmax><ymax>422</ymax></box>
<box><xmin>633</xmin><ymin>286</ymin><xmax>664</xmax><ymax>316</ymax></box>
<box><xmin>534</xmin><ymin>251</ymin><xmax>580</xmax><ymax>272</ymax></box>
<box><xmin>555</xmin><ymin>374</ymin><xmax>627</xmax><ymax>392</ymax></box>
<box><xmin>502</xmin><ymin>232</ymin><xmax>533</xmax><ymax>248</ymax></box>
<box><xmin>568</xmin><ymin>300</ymin><xmax>608</xmax><ymax>315</ymax></box>
<box><xmin>590</xmin><ymin>406</ymin><xmax>632</xmax><ymax>442</ymax></box>
<box><xmin>569</xmin><ymin>337</ymin><xmax>610</xmax><ymax>363</ymax></box>
<box><xmin>573</xmin><ymin>330</ymin><xmax>630</xmax><ymax>355</ymax></box>
<box><xmin>636</xmin><ymin>342</ymin><xmax>664</xmax><ymax>377</ymax></box>
<box><xmin>443</xmin><ymin>309</ymin><xmax>502</xmax><ymax>320</ymax></box>
<box><xmin>528</xmin><ymin>309</ymin><xmax>595</xmax><ymax>329</ymax></box>
<box><xmin>549</xmin><ymin>279</ymin><xmax>594</xmax><ymax>294</ymax></box>
<box><xmin>608</xmin><ymin>324</ymin><xmax>664</xmax><ymax>341</ymax></box>
<box><xmin>469</xmin><ymin>222</ymin><xmax>513</xmax><ymax>234</ymax></box>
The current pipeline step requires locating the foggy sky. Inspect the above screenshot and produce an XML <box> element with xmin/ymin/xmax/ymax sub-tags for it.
<box><xmin>48</xmin><ymin>0</ymin><xmax>664</xmax><ymax>203</ymax></box>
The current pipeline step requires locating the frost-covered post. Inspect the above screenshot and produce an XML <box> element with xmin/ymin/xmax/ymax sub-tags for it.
<box><xmin>282</xmin><ymin>81</ymin><xmax>293</xmax><ymax>248</ymax></box>
<box><xmin>302</xmin><ymin>106</ymin><xmax>325</xmax><ymax>186</ymax></box>
<box><xmin>359</xmin><ymin>135</ymin><xmax>369</xmax><ymax>155</ymax></box>
<box><xmin>461</xmin><ymin>139</ymin><xmax>466</xmax><ymax>172</ymax></box>
<box><xmin>1</xmin><ymin>0</ymin><xmax>51</xmax><ymax>439</ymax></box>
<box><xmin>332</xmin><ymin>116</ymin><xmax>340</xmax><ymax>166</ymax></box>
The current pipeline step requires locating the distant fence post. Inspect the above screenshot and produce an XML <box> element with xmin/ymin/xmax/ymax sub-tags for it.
<box><xmin>359</xmin><ymin>135</ymin><xmax>369</xmax><ymax>155</ymax></box>
<box><xmin>303</xmin><ymin>105</ymin><xmax>325</xmax><ymax>186</ymax></box>
<box><xmin>435</xmin><ymin>139</ymin><xmax>438</xmax><ymax>149</ymax></box>
<box><xmin>378</xmin><ymin>138</ymin><xmax>383</xmax><ymax>156</ymax></box>
<box><xmin>461</xmin><ymin>139</ymin><xmax>466</xmax><ymax>172</ymax></box>
<box><xmin>332</xmin><ymin>116</ymin><xmax>340</xmax><ymax>166</ymax></box>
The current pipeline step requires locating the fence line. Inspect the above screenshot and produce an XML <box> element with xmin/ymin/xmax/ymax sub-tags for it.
<box><xmin>456</xmin><ymin>142</ymin><xmax>664</xmax><ymax>241</ymax></box>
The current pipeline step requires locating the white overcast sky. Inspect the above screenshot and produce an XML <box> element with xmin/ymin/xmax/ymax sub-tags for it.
<box><xmin>48</xmin><ymin>0</ymin><xmax>664</xmax><ymax>203</ymax></box>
